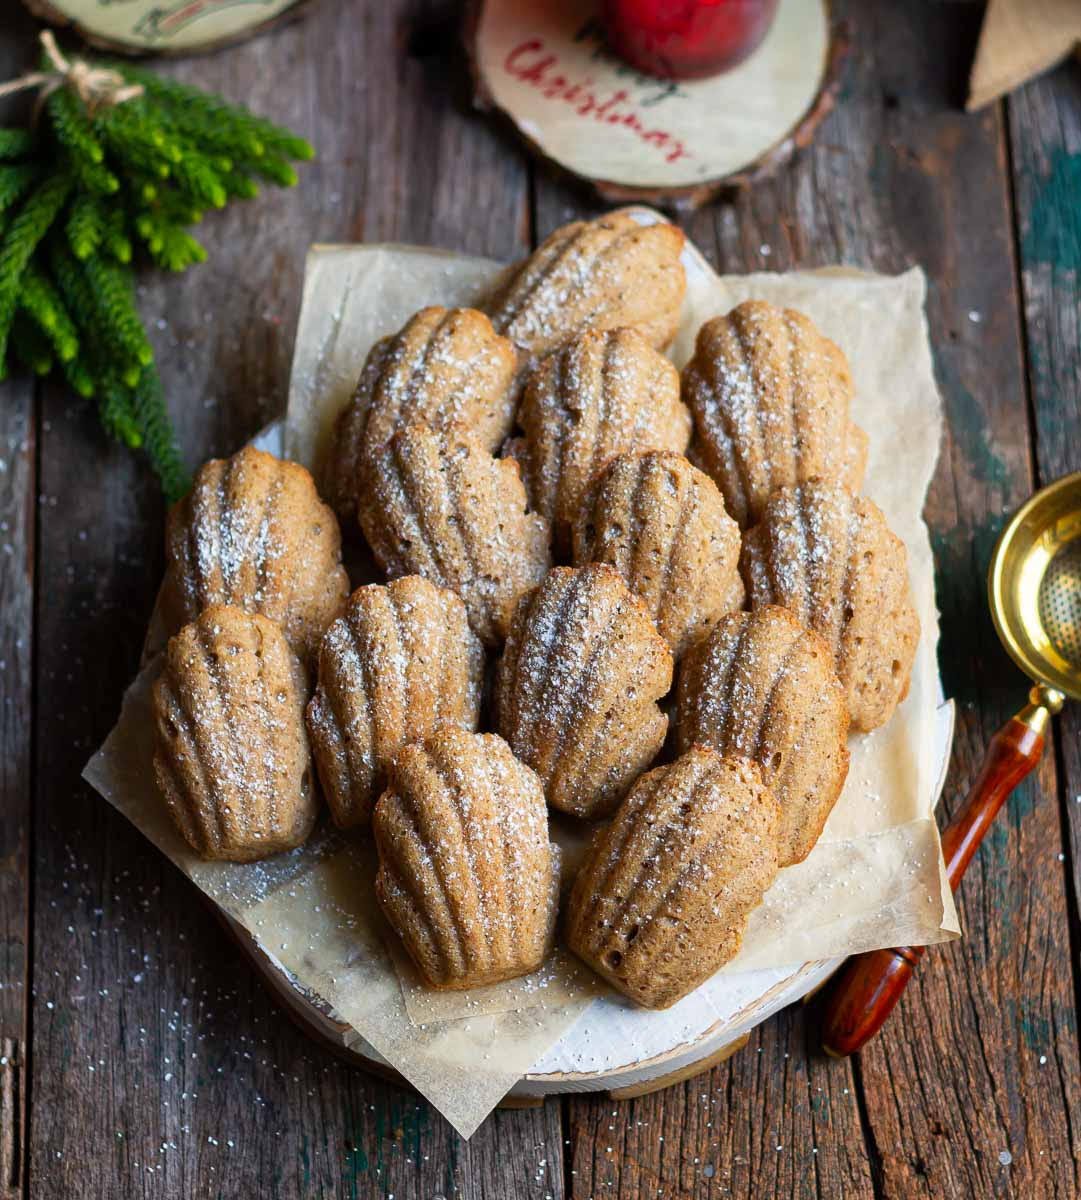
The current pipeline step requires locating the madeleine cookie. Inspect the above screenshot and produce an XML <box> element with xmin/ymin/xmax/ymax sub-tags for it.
<box><xmin>566</xmin><ymin>748</ymin><xmax>780</xmax><ymax>1008</ymax></box>
<box><xmin>306</xmin><ymin>576</ymin><xmax>484</xmax><ymax>829</ymax></box>
<box><xmin>488</xmin><ymin>211</ymin><xmax>686</xmax><ymax>360</ymax></box>
<box><xmin>358</xmin><ymin>422</ymin><xmax>550</xmax><ymax>645</ymax></box>
<box><xmin>675</xmin><ymin>605</ymin><xmax>849</xmax><ymax>865</ymax></box>
<box><xmin>515</xmin><ymin>327</ymin><xmax>691</xmax><ymax>553</ymax></box>
<box><xmin>741</xmin><ymin>480</ymin><xmax>920</xmax><ymax>731</ymax></box>
<box><xmin>324</xmin><ymin>306</ymin><xmax>519</xmax><ymax>521</ymax></box>
<box><xmin>374</xmin><ymin>727</ymin><xmax>559</xmax><ymax>990</ymax></box>
<box><xmin>573</xmin><ymin>450</ymin><xmax>743</xmax><ymax>658</ymax></box>
<box><xmin>163</xmin><ymin>446</ymin><xmax>348</xmax><ymax>663</ymax></box>
<box><xmin>153</xmin><ymin>606</ymin><xmax>317</xmax><ymax>862</ymax></box>
<box><xmin>682</xmin><ymin>300</ymin><xmax>868</xmax><ymax>528</ymax></box>
<box><xmin>495</xmin><ymin>563</ymin><xmax>673</xmax><ymax>819</ymax></box>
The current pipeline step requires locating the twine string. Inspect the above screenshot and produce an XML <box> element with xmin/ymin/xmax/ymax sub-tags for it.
<box><xmin>0</xmin><ymin>30</ymin><xmax>143</xmax><ymax>117</ymax></box>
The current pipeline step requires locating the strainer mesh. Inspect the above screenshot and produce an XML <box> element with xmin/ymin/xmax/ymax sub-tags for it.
<box><xmin>1039</xmin><ymin>539</ymin><xmax>1081</xmax><ymax>667</ymax></box>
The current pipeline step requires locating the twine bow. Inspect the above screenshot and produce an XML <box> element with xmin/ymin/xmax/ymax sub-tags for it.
<box><xmin>0</xmin><ymin>30</ymin><xmax>143</xmax><ymax>119</ymax></box>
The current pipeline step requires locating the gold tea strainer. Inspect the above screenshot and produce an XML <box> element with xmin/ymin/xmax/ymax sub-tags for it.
<box><xmin>821</xmin><ymin>470</ymin><xmax>1081</xmax><ymax>1056</ymax></box>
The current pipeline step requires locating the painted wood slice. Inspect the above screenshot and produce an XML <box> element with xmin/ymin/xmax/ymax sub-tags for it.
<box><xmin>21</xmin><ymin>0</ymin><xmax>311</xmax><ymax>55</ymax></box>
<box><xmin>468</xmin><ymin>0</ymin><xmax>845</xmax><ymax>210</ymax></box>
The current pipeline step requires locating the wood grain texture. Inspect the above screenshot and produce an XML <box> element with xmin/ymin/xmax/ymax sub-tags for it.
<box><xmin>1008</xmin><ymin>52</ymin><xmax>1081</xmax><ymax>1200</ymax></box>
<box><xmin>0</xmin><ymin>16</ymin><xmax>38</xmax><ymax>1199</ymax></box>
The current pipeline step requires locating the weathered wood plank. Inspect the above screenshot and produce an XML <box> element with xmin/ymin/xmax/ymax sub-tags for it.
<box><xmin>21</xmin><ymin>0</ymin><xmax>546</xmax><ymax>1195</ymax></box>
<box><xmin>1007</xmin><ymin>53</ymin><xmax>1081</xmax><ymax>1197</ymax></box>
<box><xmin>0</xmin><ymin>15</ymin><xmax>39</xmax><ymax>1198</ymax></box>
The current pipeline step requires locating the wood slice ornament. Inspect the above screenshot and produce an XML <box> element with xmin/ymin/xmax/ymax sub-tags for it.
<box><xmin>21</xmin><ymin>0</ymin><xmax>312</xmax><ymax>55</ymax></box>
<box><xmin>468</xmin><ymin>0</ymin><xmax>845</xmax><ymax>211</ymax></box>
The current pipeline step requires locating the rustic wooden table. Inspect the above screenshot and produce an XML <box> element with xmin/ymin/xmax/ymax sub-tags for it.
<box><xmin>1</xmin><ymin>2</ymin><xmax>1079</xmax><ymax>1197</ymax></box>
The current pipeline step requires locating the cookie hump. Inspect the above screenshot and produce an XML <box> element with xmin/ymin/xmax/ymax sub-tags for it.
<box><xmin>373</xmin><ymin>727</ymin><xmax>559</xmax><ymax>989</ymax></box>
<box><xmin>488</xmin><ymin>212</ymin><xmax>686</xmax><ymax>360</ymax></box>
<box><xmin>566</xmin><ymin>748</ymin><xmax>780</xmax><ymax>1008</ymax></box>
<box><xmin>573</xmin><ymin>450</ymin><xmax>743</xmax><ymax>658</ymax></box>
<box><xmin>682</xmin><ymin>300</ymin><xmax>868</xmax><ymax>528</ymax></box>
<box><xmin>163</xmin><ymin>446</ymin><xmax>348</xmax><ymax>663</ymax></box>
<box><xmin>358</xmin><ymin>422</ymin><xmax>551</xmax><ymax>646</ymax></box>
<box><xmin>324</xmin><ymin>306</ymin><xmax>519</xmax><ymax>521</ymax></box>
<box><xmin>306</xmin><ymin>576</ymin><xmax>485</xmax><ymax>829</ymax></box>
<box><xmin>495</xmin><ymin>563</ymin><xmax>674</xmax><ymax>819</ymax></box>
<box><xmin>517</xmin><ymin>327</ymin><xmax>691</xmax><ymax>552</ymax></box>
<box><xmin>675</xmin><ymin>606</ymin><xmax>850</xmax><ymax>866</ymax></box>
<box><xmin>741</xmin><ymin>480</ymin><xmax>920</xmax><ymax>732</ymax></box>
<box><xmin>152</xmin><ymin>606</ymin><xmax>318</xmax><ymax>862</ymax></box>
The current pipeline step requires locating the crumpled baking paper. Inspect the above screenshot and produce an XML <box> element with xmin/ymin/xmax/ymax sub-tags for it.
<box><xmin>85</xmin><ymin>212</ymin><xmax>958</xmax><ymax>1137</ymax></box>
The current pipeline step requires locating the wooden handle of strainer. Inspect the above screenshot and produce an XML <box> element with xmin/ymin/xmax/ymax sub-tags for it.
<box><xmin>819</xmin><ymin>688</ymin><xmax>1059</xmax><ymax>1057</ymax></box>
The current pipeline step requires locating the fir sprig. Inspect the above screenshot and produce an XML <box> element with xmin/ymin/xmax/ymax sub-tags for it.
<box><xmin>0</xmin><ymin>33</ymin><xmax>314</xmax><ymax>501</ymax></box>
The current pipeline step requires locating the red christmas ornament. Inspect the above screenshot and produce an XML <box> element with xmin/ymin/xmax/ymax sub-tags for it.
<box><xmin>601</xmin><ymin>0</ymin><xmax>780</xmax><ymax>80</ymax></box>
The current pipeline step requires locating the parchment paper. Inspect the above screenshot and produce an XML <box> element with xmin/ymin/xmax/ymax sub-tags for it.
<box><xmin>85</xmin><ymin>212</ymin><xmax>959</xmax><ymax>1137</ymax></box>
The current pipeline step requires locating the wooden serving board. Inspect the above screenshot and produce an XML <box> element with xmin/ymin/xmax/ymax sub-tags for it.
<box><xmin>467</xmin><ymin>0</ymin><xmax>847</xmax><ymax>211</ymax></box>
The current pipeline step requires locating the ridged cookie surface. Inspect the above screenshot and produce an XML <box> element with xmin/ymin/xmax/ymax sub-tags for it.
<box><xmin>373</xmin><ymin>727</ymin><xmax>559</xmax><ymax>990</ymax></box>
<box><xmin>675</xmin><ymin>606</ymin><xmax>849</xmax><ymax>865</ymax></box>
<box><xmin>488</xmin><ymin>211</ymin><xmax>685</xmax><ymax>359</ymax></box>
<box><xmin>163</xmin><ymin>446</ymin><xmax>348</xmax><ymax>663</ymax></box>
<box><xmin>516</xmin><ymin>327</ymin><xmax>691</xmax><ymax>552</ymax></box>
<box><xmin>573</xmin><ymin>450</ymin><xmax>743</xmax><ymax>658</ymax></box>
<box><xmin>566</xmin><ymin>748</ymin><xmax>780</xmax><ymax>1008</ymax></box>
<box><xmin>306</xmin><ymin>576</ymin><xmax>484</xmax><ymax>829</ymax></box>
<box><xmin>682</xmin><ymin>300</ymin><xmax>868</xmax><ymax>527</ymax></box>
<box><xmin>495</xmin><ymin>563</ymin><xmax>673</xmax><ymax>819</ymax></box>
<box><xmin>324</xmin><ymin>306</ymin><xmax>519</xmax><ymax>521</ymax></box>
<box><xmin>358</xmin><ymin>422</ymin><xmax>550</xmax><ymax>645</ymax></box>
<box><xmin>741</xmin><ymin>480</ymin><xmax>920</xmax><ymax>732</ymax></box>
<box><xmin>153</xmin><ymin>605</ymin><xmax>317</xmax><ymax>862</ymax></box>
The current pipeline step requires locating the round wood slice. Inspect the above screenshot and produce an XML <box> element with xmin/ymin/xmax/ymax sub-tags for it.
<box><xmin>21</xmin><ymin>0</ymin><xmax>312</xmax><ymax>56</ymax></box>
<box><xmin>466</xmin><ymin>0</ymin><xmax>847</xmax><ymax>212</ymax></box>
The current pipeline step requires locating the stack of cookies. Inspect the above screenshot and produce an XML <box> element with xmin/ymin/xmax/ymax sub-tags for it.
<box><xmin>152</xmin><ymin>213</ymin><xmax>920</xmax><ymax>1009</ymax></box>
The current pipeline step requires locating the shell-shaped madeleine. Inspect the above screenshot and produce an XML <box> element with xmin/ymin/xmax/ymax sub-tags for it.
<box><xmin>495</xmin><ymin>563</ymin><xmax>674</xmax><ymax>819</ymax></box>
<box><xmin>740</xmin><ymin>480</ymin><xmax>920</xmax><ymax>732</ymax></box>
<box><xmin>373</xmin><ymin>727</ymin><xmax>559</xmax><ymax>989</ymax></box>
<box><xmin>488</xmin><ymin>211</ymin><xmax>686</xmax><ymax>359</ymax></box>
<box><xmin>323</xmin><ymin>307</ymin><xmax>519</xmax><ymax>521</ymax></box>
<box><xmin>682</xmin><ymin>300</ymin><xmax>868</xmax><ymax>528</ymax></box>
<box><xmin>152</xmin><ymin>606</ymin><xmax>317</xmax><ymax>862</ymax></box>
<box><xmin>573</xmin><ymin>451</ymin><xmax>743</xmax><ymax>658</ymax></box>
<box><xmin>566</xmin><ymin>748</ymin><xmax>780</xmax><ymax>1008</ymax></box>
<box><xmin>675</xmin><ymin>606</ymin><xmax>849</xmax><ymax>866</ymax></box>
<box><xmin>306</xmin><ymin>576</ymin><xmax>485</xmax><ymax>829</ymax></box>
<box><xmin>164</xmin><ymin>446</ymin><xmax>349</xmax><ymax>663</ymax></box>
<box><xmin>517</xmin><ymin>327</ymin><xmax>692</xmax><ymax>553</ymax></box>
<box><xmin>358</xmin><ymin>423</ymin><xmax>550</xmax><ymax>646</ymax></box>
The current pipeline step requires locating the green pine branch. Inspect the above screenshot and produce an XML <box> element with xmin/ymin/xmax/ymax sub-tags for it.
<box><xmin>0</xmin><ymin>39</ymin><xmax>314</xmax><ymax>497</ymax></box>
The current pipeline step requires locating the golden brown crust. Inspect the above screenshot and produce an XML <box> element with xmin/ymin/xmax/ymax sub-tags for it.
<box><xmin>373</xmin><ymin>727</ymin><xmax>559</xmax><ymax>990</ymax></box>
<box><xmin>675</xmin><ymin>606</ymin><xmax>850</xmax><ymax>866</ymax></box>
<box><xmin>682</xmin><ymin>300</ymin><xmax>868</xmax><ymax>528</ymax></box>
<box><xmin>305</xmin><ymin>577</ymin><xmax>485</xmax><ymax>829</ymax></box>
<box><xmin>323</xmin><ymin>307</ymin><xmax>520</xmax><ymax>522</ymax></box>
<box><xmin>495</xmin><ymin>563</ymin><xmax>674</xmax><ymax>819</ymax></box>
<box><xmin>358</xmin><ymin>422</ymin><xmax>551</xmax><ymax>646</ymax></box>
<box><xmin>572</xmin><ymin>450</ymin><xmax>743</xmax><ymax>658</ymax></box>
<box><xmin>565</xmin><ymin>748</ymin><xmax>780</xmax><ymax>1008</ymax></box>
<box><xmin>516</xmin><ymin>327</ymin><xmax>692</xmax><ymax>553</ymax></box>
<box><xmin>152</xmin><ymin>606</ymin><xmax>317</xmax><ymax>862</ymax></box>
<box><xmin>488</xmin><ymin>212</ymin><xmax>686</xmax><ymax>360</ymax></box>
<box><xmin>163</xmin><ymin>446</ymin><xmax>348</xmax><ymax>664</ymax></box>
<box><xmin>740</xmin><ymin>480</ymin><xmax>920</xmax><ymax>732</ymax></box>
